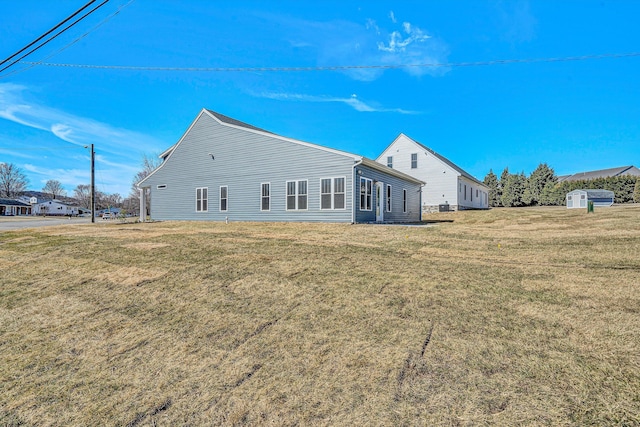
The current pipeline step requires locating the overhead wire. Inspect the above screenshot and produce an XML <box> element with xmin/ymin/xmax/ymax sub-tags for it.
<box><xmin>0</xmin><ymin>0</ymin><xmax>110</xmax><ymax>75</ymax></box>
<box><xmin>1</xmin><ymin>0</ymin><xmax>136</xmax><ymax>79</ymax></box>
<box><xmin>0</xmin><ymin>0</ymin><xmax>98</xmax><ymax>68</ymax></box>
<box><xmin>14</xmin><ymin>51</ymin><xmax>640</xmax><ymax>73</ymax></box>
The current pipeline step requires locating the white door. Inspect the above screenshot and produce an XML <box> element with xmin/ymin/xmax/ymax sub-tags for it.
<box><xmin>375</xmin><ymin>182</ymin><xmax>384</xmax><ymax>222</ymax></box>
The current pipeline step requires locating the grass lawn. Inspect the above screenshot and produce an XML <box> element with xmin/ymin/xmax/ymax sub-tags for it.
<box><xmin>0</xmin><ymin>205</ymin><xmax>638</xmax><ymax>426</ymax></box>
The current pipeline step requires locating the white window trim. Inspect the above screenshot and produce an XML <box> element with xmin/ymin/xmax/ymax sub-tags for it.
<box><xmin>196</xmin><ymin>187</ymin><xmax>208</xmax><ymax>213</ymax></box>
<box><xmin>219</xmin><ymin>185</ymin><xmax>228</xmax><ymax>212</ymax></box>
<box><xmin>387</xmin><ymin>156</ymin><xmax>393</xmax><ymax>168</ymax></box>
<box><xmin>403</xmin><ymin>189</ymin><xmax>407</xmax><ymax>213</ymax></box>
<box><xmin>360</xmin><ymin>177</ymin><xmax>373</xmax><ymax>211</ymax></box>
<box><xmin>386</xmin><ymin>184</ymin><xmax>392</xmax><ymax>212</ymax></box>
<box><xmin>285</xmin><ymin>179</ymin><xmax>308</xmax><ymax>211</ymax></box>
<box><xmin>320</xmin><ymin>176</ymin><xmax>347</xmax><ymax>210</ymax></box>
<box><xmin>261</xmin><ymin>182</ymin><xmax>270</xmax><ymax>212</ymax></box>
<box><xmin>411</xmin><ymin>153</ymin><xmax>418</xmax><ymax>169</ymax></box>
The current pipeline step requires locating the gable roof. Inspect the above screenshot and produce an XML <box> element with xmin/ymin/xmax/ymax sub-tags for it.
<box><xmin>141</xmin><ymin>109</ymin><xmax>424</xmax><ymax>187</ymax></box>
<box><xmin>558</xmin><ymin>166</ymin><xmax>640</xmax><ymax>182</ymax></box>
<box><xmin>0</xmin><ymin>198</ymin><xmax>31</xmax><ymax>207</ymax></box>
<box><xmin>381</xmin><ymin>133</ymin><xmax>487</xmax><ymax>187</ymax></box>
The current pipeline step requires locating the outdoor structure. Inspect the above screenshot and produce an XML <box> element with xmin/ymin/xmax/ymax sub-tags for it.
<box><xmin>566</xmin><ymin>189</ymin><xmax>614</xmax><ymax>209</ymax></box>
<box><xmin>558</xmin><ymin>165</ymin><xmax>640</xmax><ymax>182</ymax></box>
<box><xmin>138</xmin><ymin>109</ymin><xmax>424</xmax><ymax>223</ymax></box>
<box><xmin>376</xmin><ymin>133</ymin><xmax>489</xmax><ymax>213</ymax></box>
<box><xmin>0</xmin><ymin>198</ymin><xmax>32</xmax><ymax>216</ymax></box>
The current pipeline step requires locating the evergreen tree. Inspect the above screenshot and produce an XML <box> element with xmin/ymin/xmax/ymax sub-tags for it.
<box><xmin>501</xmin><ymin>172</ymin><xmax>527</xmax><ymax>207</ymax></box>
<box><xmin>634</xmin><ymin>178</ymin><xmax>640</xmax><ymax>203</ymax></box>
<box><xmin>483</xmin><ymin>169</ymin><xmax>500</xmax><ymax>207</ymax></box>
<box><xmin>526</xmin><ymin>163</ymin><xmax>556</xmax><ymax>205</ymax></box>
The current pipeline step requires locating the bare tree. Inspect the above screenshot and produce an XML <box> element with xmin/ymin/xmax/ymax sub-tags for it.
<box><xmin>73</xmin><ymin>184</ymin><xmax>91</xmax><ymax>209</ymax></box>
<box><xmin>0</xmin><ymin>163</ymin><xmax>29</xmax><ymax>198</ymax></box>
<box><xmin>130</xmin><ymin>154</ymin><xmax>161</xmax><ymax>215</ymax></box>
<box><xmin>130</xmin><ymin>154</ymin><xmax>161</xmax><ymax>197</ymax></box>
<box><xmin>42</xmin><ymin>179</ymin><xmax>67</xmax><ymax>199</ymax></box>
<box><xmin>102</xmin><ymin>193</ymin><xmax>122</xmax><ymax>208</ymax></box>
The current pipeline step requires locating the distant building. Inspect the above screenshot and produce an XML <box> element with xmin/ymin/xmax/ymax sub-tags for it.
<box><xmin>0</xmin><ymin>198</ymin><xmax>32</xmax><ymax>216</ymax></box>
<box><xmin>376</xmin><ymin>134</ymin><xmax>489</xmax><ymax>213</ymax></box>
<box><xmin>558</xmin><ymin>166</ymin><xmax>640</xmax><ymax>183</ymax></box>
<box><xmin>33</xmin><ymin>199</ymin><xmax>82</xmax><ymax>216</ymax></box>
<box><xmin>566</xmin><ymin>189</ymin><xmax>614</xmax><ymax>209</ymax></box>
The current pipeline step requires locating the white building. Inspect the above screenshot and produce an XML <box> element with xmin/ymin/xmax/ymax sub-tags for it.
<box><xmin>566</xmin><ymin>189</ymin><xmax>614</xmax><ymax>209</ymax></box>
<box><xmin>33</xmin><ymin>199</ymin><xmax>82</xmax><ymax>216</ymax></box>
<box><xmin>376</xmin><ymin>134</ymin><xmax>489</xmax><ymax>213</ymax></box>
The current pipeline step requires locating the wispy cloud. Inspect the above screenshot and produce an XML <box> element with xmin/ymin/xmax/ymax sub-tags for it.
<box><xmin>258</xmin><ymin>91</ymin><xmax>419</xmax><ymax>115</ymax></box>
<box><xmin>277</xmin><ymin>13</ymin><xmax>449</xmax><ymax>81</ymax></box>
<box><xmin>0</xmin><ymin>83</ymin><xmax>162</xmax><ymax>196</ymax></box>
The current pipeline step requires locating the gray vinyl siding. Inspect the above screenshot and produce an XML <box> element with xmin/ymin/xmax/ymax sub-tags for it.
<box><xmin>354</xmin><ymin>164</ymin><xmax>422</xmax><ymax>223</ymax></box>
<box><xmin>143</xmin><ymin>113</ymin><xmax>356</xmax><ymax>222</ymax></box>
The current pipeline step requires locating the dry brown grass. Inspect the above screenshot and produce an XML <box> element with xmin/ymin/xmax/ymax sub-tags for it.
<box><xmin>1</xmin><ymin>205</ymin><xmax>639</xmax><ymax>426</ymax></box>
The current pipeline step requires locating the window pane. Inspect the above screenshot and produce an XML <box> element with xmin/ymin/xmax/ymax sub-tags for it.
<box><xmin>334</xmin><ymin>178</ymin><xmax>344</xmax><ymax>193</ymax></box>
<box><xmin>221</xmin><ymin>199</ymin><xmax>227</xmax><ymax>211</ymax></box>
<box><xmin>321</xmin><ymin>194</ymin><xmax>332</xmax><ymax>209</ymax></box>
<box><xmin>221</xmin><ymin>187</ymin><xmax>227</xmax><ymax>198</ymax></box>
<box><xmin>298</xmin><ymin>195</ymin><xmax>307</xmax><ymax>210</ymax></box>
<box><xmin>298</xmin><ymin>180</ymin><xmax>307</xmax><ymax>195</ymax></box>
<box><xmin>287</xmin><ymin>195</ymin><xmax>296</xmax><ymax>210</ymax></box>
<box><xmin>202</xmin><ymin>199</ymin><xmax>207</xmax><ymax>211</ymax></box>
<box><xmin>287</xmin><ymin>181</ymin><xmax>296</xmax><ymax>196</ymax></box>
<box><xmin>262</xmin><ymin>184</ymin><xmax>269</xmax><ymax>197</ymax></box>
<box><xmin>196</xmin><ymin>200</ymin><xmax>202</xmax><ymax>211</ymax></box>
<box><xmin>387</xmin><ymin>156</ymin><xmax>393</xmax><ymax>168</ymax></box>
<box><xmin>335</xmin><ymin>193</ymin><xmax>345</xmax><ymax>209</ymax></box>
<box><xmin>321</xmin><ymin>178</ymin><xmax>331</xmax><ymax>194</ymax></box>
<box><xmin>202</xmin><ymin>188</ymin><xmax>208</xmax><ymax>199</ymax></box>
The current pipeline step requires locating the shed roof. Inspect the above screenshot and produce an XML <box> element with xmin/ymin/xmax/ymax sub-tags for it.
<box><xmin>568</xmin><ymin>189</ymin><xmax>614</xmax><ymax>198</ymax></box>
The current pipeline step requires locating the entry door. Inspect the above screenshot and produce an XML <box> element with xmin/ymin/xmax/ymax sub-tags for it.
<box><xmin>375</xmin><ymin>183</ymin><xmax>384</xmax><ymax>222</ymax></box>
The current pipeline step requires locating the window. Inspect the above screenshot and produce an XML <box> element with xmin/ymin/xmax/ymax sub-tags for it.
<box><xmin>157</xmin><ymin>184</ymin><xmax>167</xmax><ymax>189</ymax></box>
<box><xmin>387</xmin><ymin>156</ymin><xmax>393</xmax><ymax>168</ymax></box>
<box><xmin>403</xmin><ymin>189</ymin><xmax>407</xmax><ymax>213</ymax></box>
<box><xmin>321</xmin><ymin>177</ymin><xmax>346</xmax><ymax>210</ymax></box>
<box><xmin>261</xmin><ymin>183</ymin><xmax>270</xmax><ymax>211</ymax></box>
<box><xmin>411</xmin><ymin>153</ymin><xmax>418</xmax><ymax>169</ymax></box>
<box><xmin>286</xmin><ymin>180</ymin><xmax>308</xmax><ymax>210</ymax></box>
<box><xmin>220</xmin><ymin>186</ymin><xmax>228</xmax><ymax>212</ymax></box>
<box><xmin>471</xmin><ymin>187</ymin><xmax>473</xmax><ymax>201</ymax></box>
<box><xmin>196</xmin><ymin>187</ymin><xmax>208</xmax><ymax>212</ymax></box>
<box><xmin>464</xmin><ymin>185</ymin><xmax>467</xmax><ymax>200</ymax></box>
<box><xmin>360</xmin><ymin>177</ymin><xmax>372</xmax><ymax>211</ymax></box>
<box><xmin>386</xmin><ymin>184</ymin><xmax>392</xmax><ymax>212</ymax></box>
<box><xmin>476</xmin><ymin>189</ymin><xmax>479</xmax><ymax>198</ymax></box>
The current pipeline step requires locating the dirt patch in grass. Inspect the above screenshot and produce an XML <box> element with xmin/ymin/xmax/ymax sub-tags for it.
<box><xmin>1</xmin><ymin>205</ymin><xmax>639</xmax><ymax>425</ymax></box>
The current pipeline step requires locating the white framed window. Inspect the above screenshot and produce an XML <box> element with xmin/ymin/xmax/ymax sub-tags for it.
<box><xmin>403</xmin><ymin>189</ymin><xmax>407</xmax><ymax>213</ymax></box>
<box><xmin>157</xmin><ymin>184</ymin><xmax>167</xmax><ymax>189</ymax></box>
<box><xmin>464</xmin><ymin>185</ymin><xmax>467</xmax><ymax>200</ymax></box>
<box><xmin>320</xmin><ymin>177</ymin><xmax>346</xmax><ymax>210</ymax></box>
<box><xmin>411</xmin><ymin>153</ymin><xmax>418</xmax><ymax>169</ymax></box>
<box><xmin>360</xmin><ymin>177</ymin><xmax>372</xmax><ymax>211</ymax></box>
<box><xmin>261</xmin><ymin>183</ymin><xmax>270</xmax><ymax>211</ymax></box>
<box><xmin>196</xmin><ymin>187</ymin><xmax>208</xmax><ymax>212</ymax></box>
<box><xmin>220</xmin><ymin>186</ymin><xmax>228</xmax><ymax>212</ymax></box>
<box><xmin>387</xmin><ymin>156</ymin><xmax>393</xmax><ymax>168</ymax></box>
<box><xmin>386</xmin><ymin>184</ymin><xmax>392</xmax><ymax>212</ymax></box>
<box><xmin>286</xmin><ymin>180</ymin><xmax>308</xmax><ymax>211</ymax></box>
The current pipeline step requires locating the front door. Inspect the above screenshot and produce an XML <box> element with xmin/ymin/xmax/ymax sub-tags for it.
<box><xmin>375</xmin><ymin>182</ymin><xmax>384</xmax><ymax>222</ymax></box>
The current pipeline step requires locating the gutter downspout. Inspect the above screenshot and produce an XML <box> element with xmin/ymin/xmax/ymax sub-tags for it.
<box><xmin>352</xmin><ymin>158</ymin><xmax>363</xmax><ymax>224</ymax></box>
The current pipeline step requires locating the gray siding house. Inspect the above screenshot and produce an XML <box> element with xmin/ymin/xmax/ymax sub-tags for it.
<box><xmin>138</xmin><ymin>109</ymin><xmax>423</xmax><ymax>223</ymax></box>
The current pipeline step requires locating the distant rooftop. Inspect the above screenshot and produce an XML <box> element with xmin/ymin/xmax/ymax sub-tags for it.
<box><xmin>206</xmin><ymin>110</ymin><xmax>274</xmax><ymax>134</ymax></box>
<box><xmin>558</xmin><ymin>165</ymin><xmax>640</xmax><ymax>182</ymax></box>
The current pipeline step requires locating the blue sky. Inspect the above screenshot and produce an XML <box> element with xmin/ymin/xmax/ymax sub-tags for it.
<box><xmin>1</xmin><ymin>0</ymin><xmax>639</xmax><ymax>197</ymax></box>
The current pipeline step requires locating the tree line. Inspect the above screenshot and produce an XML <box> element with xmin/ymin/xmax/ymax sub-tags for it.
<box><xmin>484</xmin><ymin>163</ymin><xmax>640</xmax><ymax>207</ymax></box>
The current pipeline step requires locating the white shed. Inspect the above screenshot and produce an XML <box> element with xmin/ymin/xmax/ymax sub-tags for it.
<box><xmin>566</xmin><ymin>189</ymin><xmax>614</xmax><ymax>209</ymax></box>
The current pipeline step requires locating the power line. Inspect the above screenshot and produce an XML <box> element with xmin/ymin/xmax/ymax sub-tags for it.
<box><xmin>15</xmin><ymin>51</ymin><xmax>640</xmax><ymax>73</ymax></box>
<box><xmin>0</xmin><ymin>0</ymin><xmax>98</xmax><ymax>68</ymax></box>
<box><xmin>0</xmin><ymin>0</ymin><xmax>110</xmax><ymax>75</ymax></box>
<box><xmin>1</xmin><ymin>0</ymin><xmax>136</xmax><ymax>79</ymax></box>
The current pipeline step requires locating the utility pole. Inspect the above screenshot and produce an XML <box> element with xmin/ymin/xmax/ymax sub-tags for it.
<box><xmin>91</xmin><ymin>143</ymin><xmax>95</xmax><ymax>223</ymax></box>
